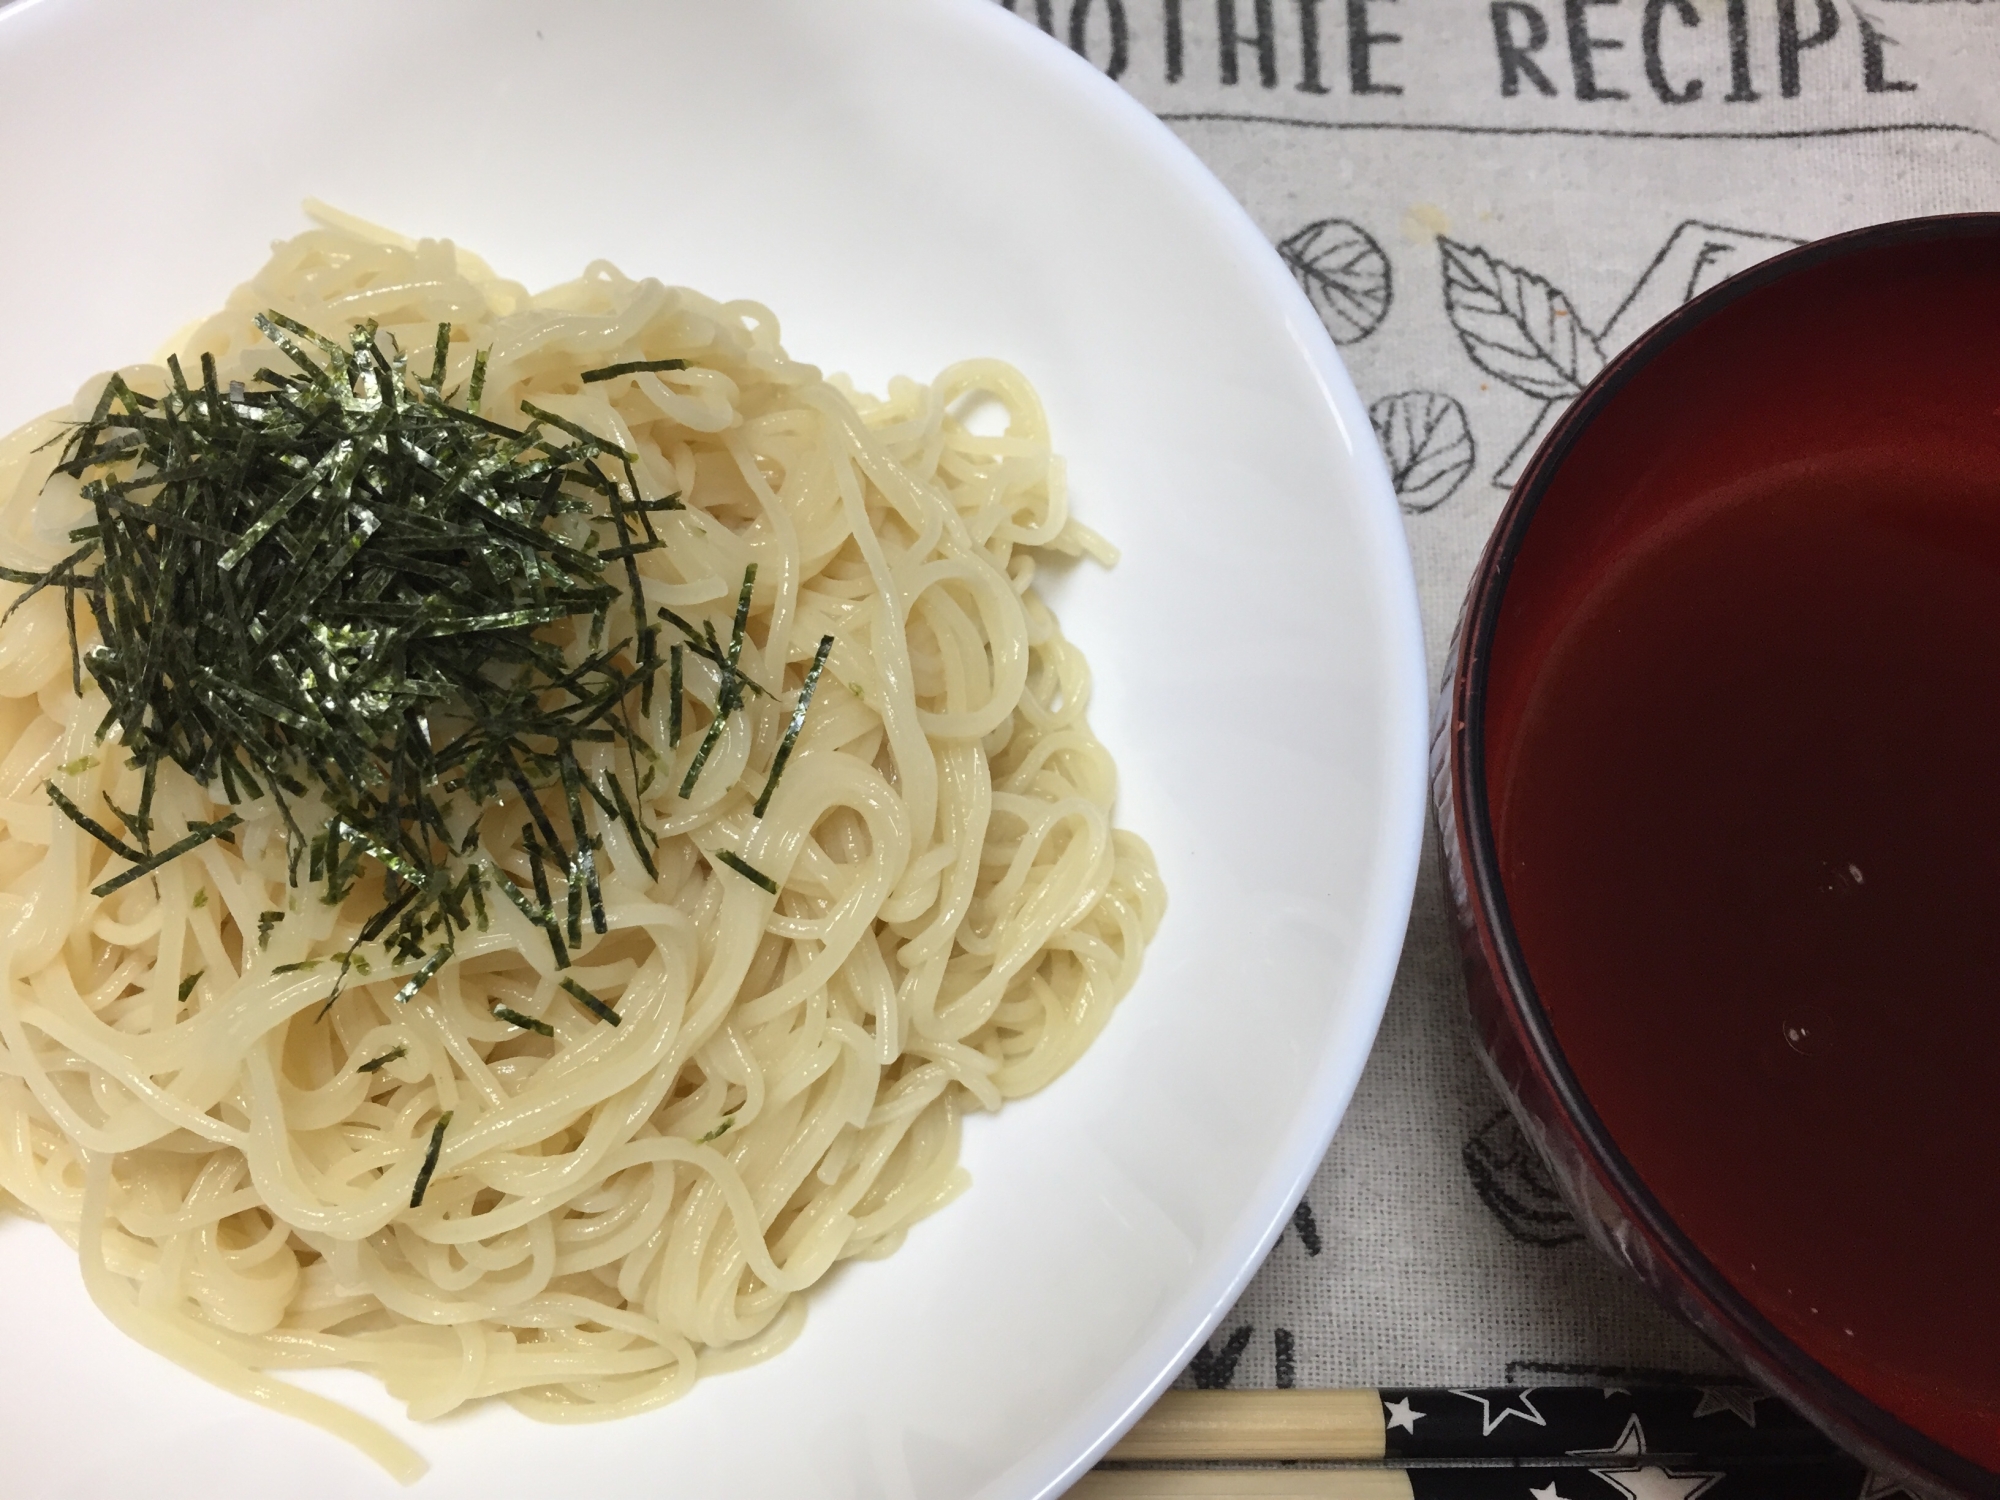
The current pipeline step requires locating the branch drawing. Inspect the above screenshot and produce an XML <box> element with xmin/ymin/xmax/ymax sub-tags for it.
<box><xmin>1448</xmin><ymin>222</ymin><xmax>1806</xmax><ymax>489</ymax></box>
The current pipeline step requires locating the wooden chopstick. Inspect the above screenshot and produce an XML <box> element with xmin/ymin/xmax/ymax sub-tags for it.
<box><xmin>1089</xmin><ymin>1389</ymin><xmax>1869</xmax><ymax>1500</ymax></box>
<box><xmin>1075</xmin><ymin>1471</ymin><xmax>1412</xmax><ymax>1499</ymax></box>
<box><xmin>1106</xmin><ymin>1391</ymin><xmax>1386</xmax><ymax>1463</ymax></box>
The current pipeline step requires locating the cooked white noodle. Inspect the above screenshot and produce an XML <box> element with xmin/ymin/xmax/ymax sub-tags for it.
<box><xmin>0</xmin><ymin>214</ymin><xmax>1162</xmax><ymax>1480</ymax></box>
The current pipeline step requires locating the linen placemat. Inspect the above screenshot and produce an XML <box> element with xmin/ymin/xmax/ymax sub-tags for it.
<box><xmin>989</xmin><ymin>0</ymin><xmax>1999</xmax><ymax>1394</ymax></box>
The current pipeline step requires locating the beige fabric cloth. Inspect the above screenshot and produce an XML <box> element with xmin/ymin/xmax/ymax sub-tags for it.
<box><xmin>994</xmin><ymin>0</ymin><xmax>2000</xmax><ymax>1389</ymax></box>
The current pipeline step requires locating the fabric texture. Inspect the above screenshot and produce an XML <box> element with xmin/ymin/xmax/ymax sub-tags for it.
<box><xmin>990</xmin><ymin>0</ymin><xmax>2000</xmax><ymax>1391</ymax></box>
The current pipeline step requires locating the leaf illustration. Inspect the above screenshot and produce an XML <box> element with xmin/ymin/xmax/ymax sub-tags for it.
<box><xmin>1278</xmin><ymin>218</ymin><xmax>1393</xmax><ymax>344</ymax></box>
<box><xmin>1463</xmin><ymin>1108</ymin><xmax>1583</xmax><ymax>1248</ymax></box>
<box><xmin>1369</xmin><ymin>391</ymin><xmax>1475</xmax><ymax>514</ymax></box>
<box><xmin>1440</xmin><ymin>238</ymin><xmax>1606</xmax><ymax>402</ymax></box>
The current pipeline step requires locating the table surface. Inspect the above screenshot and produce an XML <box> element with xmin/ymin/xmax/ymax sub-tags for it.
<box><xmin>978</xmin><ymin>0</ymin><xmax>2000</xmax><ymax>1397</ymax></box>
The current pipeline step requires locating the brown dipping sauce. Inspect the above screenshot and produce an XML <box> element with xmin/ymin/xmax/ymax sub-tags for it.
<box><xmin>1497</xmin><ymin>461</ymin><xmax>2000</xmax><ymax>1466</ymax></box>
<box><xmin>1478</xmin><ymin>225</ymin><xmax>2000</xmax><ymax>1471</ymax></box>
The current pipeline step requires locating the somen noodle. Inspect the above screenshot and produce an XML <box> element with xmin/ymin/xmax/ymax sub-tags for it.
<box><xmin>0</xmin><ymin>210</ymin><xmax>1161</xmax><ymax>1479</ymax></box>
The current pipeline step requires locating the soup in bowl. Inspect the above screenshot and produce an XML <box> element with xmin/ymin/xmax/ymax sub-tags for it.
<box><xmin>1437</xmin><ymin>214</ymin><xmax>2000</xmax><ymax>1499</ymax></box>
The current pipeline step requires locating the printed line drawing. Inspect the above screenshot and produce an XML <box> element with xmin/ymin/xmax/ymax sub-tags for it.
<box><xmin>1371</xmin><ymin>390</ymin><xmax>1477</xmax><ymax>513</ymax></box>
<box><xmin>1289</xmin><ymin>1197</ymin><xmax>1324</xmax><ymax>1256</ymax></box>
<box><xmin>1442</xmin><ymin>221</ymin><xmax>1804</xmax><ymax>488</ymax></box>
<box><xmin>1186</xmin><ymin>1323</ymin><xmax>1256</xmax><ymax>1388</ymax></box>
<box><xmin>1158</xmin><ymin>112</ymin><xmax>1999</xmax><ymax>145</ymax></box>
<box><xmin>1273</xmin><ymin>1328</ymin><xmax>1298</xmax><ymax>1388</ymax></box>
<box><xmin>1463</xmin><ymin>1107</ymin><xmax>1586</xmax><ymax>1247</ymax></box>
<box><xmin>1278</xmin><ymin>218</ymin><xmax>1394</xmax><ymax>344</ymax></box>
<box><xmin>1505</xmin><ymin>1359</ymin><xmax>1735</xmax><ymax>1384</ymax></box>
<box><xmin>1441</xmin><ymin>240</ymin><xmax>1607</xmax><ymax>402</ymax></box>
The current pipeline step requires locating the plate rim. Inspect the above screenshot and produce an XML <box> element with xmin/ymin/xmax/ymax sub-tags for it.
<box><xmin>945</xmin><ymin>9</ymin><xmax>1428</xmax><ymax>1496</ymax></box>
<box><xmin>0</xmin><ymin>2</ymin><xmax>1431</xmax><ymax>1495</ymax></box>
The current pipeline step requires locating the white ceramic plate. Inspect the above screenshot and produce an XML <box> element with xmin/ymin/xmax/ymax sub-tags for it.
<box><xmin>0</xmin><ymin>2</ymin><xmax>1426</xmax><ymax>1496</ymax></box>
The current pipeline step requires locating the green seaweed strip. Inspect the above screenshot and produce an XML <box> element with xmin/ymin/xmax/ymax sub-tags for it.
<box><xmin>560</xmin><ymin>976</ymin><xmax>621</xmax><ymax>1026</ymax></box>
<box><xmin>597</xmin><ymin>539</ymin><xmax>664</xmax><ymax>561</ymax></box>
<box><xmin>0</xmin><ymin>544</ymin><xmax>94</xmax><ymax>626</ymax></box>
<box><xmin>429</xmin><ymin>322</ymin><xmax>452</xmax><ymax>387</ymax></box>
<box><xmin>91</xmin><ymin>815</ymin><xmax>242</xmax><ymax>899</ymax></box>
<box><xmin>557</xmin><ymin>749</ymin><xmax>606</xmax><ymax>936</ymax></box>
<box><xmin>1</xmin><ymin>310</ymin><xmax>677</xmax><ymax>1020</ymax></box>
<box><xmin>714</xmin><ymin>849</ymin><xmax>778</xmax><ymax>895</ymax></box>
<box><xmin>519</xmin><ymin>816</ymin><xmax>557</xmax><ymax>919</ymax></box>
<box><xmin>217</xmin><ymin>444</ymin><xmax>348</xmax><ymax>570</ymax></box>
<box><xmin>390</xmin><ymin>942</ymin><xmax>453</xmax><ymax>1005</ymax></box>
<box><xmin>602</xmin><ymin>768</ymin><xmax>658</xmax><ymax>882</ymax></box>
<box><xmin>409</xmin><ymin>1110</ymin><xmax>453</xmax><ymax>1207</ymax></box>
<box><xmin>656</xmin><ymin>606</ymin><xmax>770</xmax><ymax>698</ymax></box>
<box><xmin>578</xmin><ymin>358</ymin><xmax>689</xmax><ymax>383</ymax></box>
<box><xmin>668</xmin><ymin>644</ymin><xmax>684</xmax><ymax>747</ymax></box>
<box><xmin>468</xmin><ymin>348</ymin><xmax>490</xmax><ymax>413</ymax></box>
<box><xmin>493</xmin><ymin>864</ymin><xmax>571</xmax><ymax>970</ymax></box>
<box><xmin>45</xmin><ymin>782</ymin><xmax>144</xmax><ymax>863</ymax></box>
<box><xmin>727</xmin><ymin>564</ymin><xmax>756</xmax><ymax>678</ymax></box>
<box><xmin>753</xmin><ymin>633</ymin><xmax>835</xmax><ymax>818</ymax></box>
<box><xmin>134</xmin><ymin>759</ymin><xmax>157</xmax><ymax>851</ymax></box>
<box><xmin>492</xmin><ymin>1003</ymin><xmax>554</xmax><ymax>1037</ymax></box>
<box><xmin>564</xmin><ymin>844</ymin><xmax>584</xmax><ymax>947</ymax></box>
<box><xmin>517</xmin><ymin>400</ymin><xmax>638</xmax><ymax>463</ymax></box>
<box><xmin>675</xmin><ymin>564</ymin><xmax>760</xmax><ymax>802</ymax></box>
<box><xmin>678</xmin><ymin>711</ymin><xmax>728</xmax><ymax>799</ymax></box>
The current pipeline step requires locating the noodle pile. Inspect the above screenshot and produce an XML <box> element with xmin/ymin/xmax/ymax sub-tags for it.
<box><xmin>0</xmin><ymin>213</ymin><xmax>1162</xmax><ymax>1478</ymax></box>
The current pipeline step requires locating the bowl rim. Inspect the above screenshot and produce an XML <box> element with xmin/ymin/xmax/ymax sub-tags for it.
<box><xmin>1447</xmin><ymin>210</ymin><xmax>2000</xmax><ymax>1500</ymax></box>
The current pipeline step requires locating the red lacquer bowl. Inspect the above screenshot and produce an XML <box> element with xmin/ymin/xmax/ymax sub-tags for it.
<box><xmin>1436</xmin><ymin>214</ymin><xmax>2000</xmax><ymax>1500</ymax></box>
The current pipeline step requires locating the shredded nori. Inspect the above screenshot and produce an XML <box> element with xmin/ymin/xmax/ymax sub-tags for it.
<box><xmin>389</xmin><ymin>943</ymin><xmax>453</xmax><ymax>1005</ymax></box>
<box><xmin>356</xmin><ymin>1043</ymin><xmax>407</xmax><ymax>1074</ymax></box>
<box><xmin>409</xmin><ymin>1109</ymin><xmax>452</xmax><ymax>1207</ymax></box>
<box><xmin>88</xmin><ymin>812</ymin><xmax>242</xmax><ymax>898</ymax></box>
<box><xmin>11</xmin><ymin>314</ymin><xmax>678</xmax><ymax>1001</ymax></box>
<box><xmin>714</xmin><ymin>848</ymin><xmax>778</xmax><ymax>895</ymax></box>
<box><xmin>560</xmin><ymin>975</ymin><xmax>621</xmax><ymax>1025</ymax></box>
<box><xmin>578</xmin><ymin>358</ymin><xmax>689</xmax><ymax>384</ymax></box>
<box><xmin>753</xmin><ymin>633</ymin><xmax>834</xmax><ymax>817</ymax></box>
<box><xmin>492</xmin><ymin>1002</ymin><xmax>554</xmax><ymax>1037</ymax></box>
<box><xmin>661</xmin><ymin>565</ymin><xmax>765</xmax><ymax>800</ymax></box>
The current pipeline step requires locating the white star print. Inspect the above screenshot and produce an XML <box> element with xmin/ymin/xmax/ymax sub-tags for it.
<box><xmin>1383</xmin><ymin>1397</ymin><xmax>1424</xmax><ymax>1434</ymax></box>
<box><xmin>1593</xmin><ymin>1468</ymin><xmax>1725</xmax><ymax>1500</ymax></box>
<box><xmin>1571</xmin><ymin>1413</ymin><xmax>1649</xmax><ymax>1461</ymax></box>
<box><xmin>1569</xmin><ymin>1412</ymin><xmax>1724</xmax><ymax>1500</ymax></box>
<box><xmin>1692</xmin><ymin>1387</ymin><xmax>1763</xmax><ymax>1426</ymax></box>
<box><xmin>1529</xmin><ymin>1484</ymin><xmax>1570</xmax><ymax>1500</ymax></box>
<box><xmin>1449</xmin><ymin>1388</ymin><xmax>1548</xmax><ymax>1437</ymax></box>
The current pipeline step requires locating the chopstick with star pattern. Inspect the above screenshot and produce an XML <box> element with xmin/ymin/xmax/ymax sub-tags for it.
<box><xmin>1075</xmin><ymin>1388</ymin><xmax>1917</xmax><ymax>1500</ymax></box>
